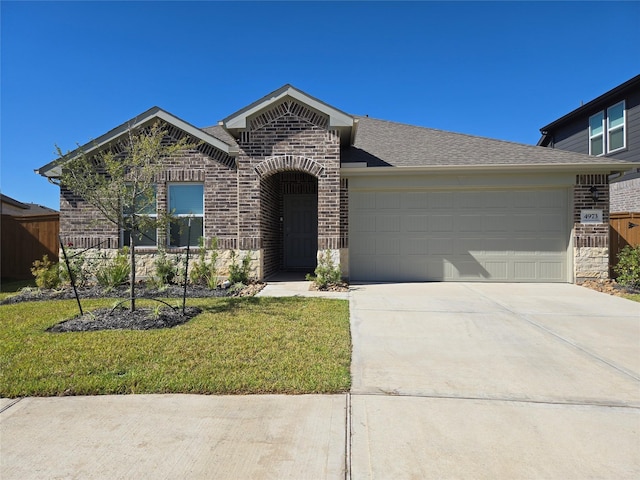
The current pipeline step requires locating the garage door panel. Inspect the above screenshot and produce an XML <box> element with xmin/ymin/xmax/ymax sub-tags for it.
<box><xmin>404</xmin><ymin>215</ymin><xmax>428</xmax><ymax>232</ymax></box>
<box><xmin>430</xmin><ymin>192</ymin><xmax>454</xmax><ymax>209</ymax></box>
<box><xmin>484</xmin><ymin>261</ymin><xmax>509</xmax><ymax>280</ymax></box>
<box><xmin>540</xmin><ymin>214</ymin><xmax>565</xmax><ymax>232</ymax></box>
<box><xmin>377</xmin><ymin>215</ymin><xmax>400</xmax><ymax>232</ymax></box>
<box><xmin>352</xmin><ymin>192</ymin><xmax>376</xmax><ymax>209</ymax></box>
<box><xmin>512</xmin><ymin>214</ymin><xmax>540</xmax><ymax>232</ymax></box>
<box><xmin>514</xmin><ymin>262</ymin><xmax>537</xmax><ymax>280</ymax></box>
<box><xmin>376</xmin><ymin>192</ymin><xmax>401</xmax><ymax>209</ymax></box>
<box><xmin>350</xmin><ymin>188</ymin><xmax>568</xmax><ymax>282</ymax></box>
<box><xmin>458</xmin><ymin>215</ymin><xmax>484</xmax><ymax>232</ymax></box>
<box><xmin>429</xmin><ymin>238</ymin><xmax>454</xmax><ymax>255</ymax></box>
<box><xmin>399</xmin><ymin>257</ymin><xmax>429</xmax><ymax>280</ymax></box>
<box><xmin>484</xmin><ymin>215</ymin><xmax>510</xmax><ymax>232</ymax></box>
<box><xmin>539</xmin><ymin>262</ymin><xmax>564</xmax><ymax>280</ymax></box>
<box><xmin>402</xmin><ymin>238</ymin><xmax>428</xmax><ymax>255</ymax></box>
<box><xmin>375</xmin><ymin>256</ymin><xmax>400</xmax><ymax>278</ymax></box>
<box><xmin>539</xmin><ymin>189</ymin><xmax>566</xmax><ymax>207</ymax></box>
<box><xmin>429</xmin><ymin>215</ymin><xmax>454</xmax><ymax>232</ymax></box>
<box><xmin>402</xmin><ymin>192</ymin><xmax>429</xmax><ymax>209</ymax></box>
<box><xmin>352</xmin><ymin>215</ymin><xmax>377</xmax><ymax>233</ymax></box>
<box><xmin>377</xmin><ymin>237</ymin><xmax>400</xmax><ymax>255</ymax></box>
<box><xmin>456</xmin><ymin>191</ymin><xmax>483</xmax><ymax>209</ymax></box>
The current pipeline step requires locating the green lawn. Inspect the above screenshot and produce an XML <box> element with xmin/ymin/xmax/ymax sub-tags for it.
<box><xmin>0</xmin><ymin>297</ymin><xmax>351</xmax><ymax>397</ymax></box>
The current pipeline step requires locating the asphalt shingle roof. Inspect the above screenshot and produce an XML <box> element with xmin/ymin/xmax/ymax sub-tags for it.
<box><xmin>342</xmin><ymin>116</ymin><xmax>631</xmax><ymax>168</ymax></box>
<box><xmin>201</xmin><ymin>125</ymin><xmax>238</xmax><ymax>148</ymax></box>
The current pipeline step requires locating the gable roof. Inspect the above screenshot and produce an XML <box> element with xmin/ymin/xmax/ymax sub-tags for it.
<box><xmin>1</xmin><ymin>194</ymin><xmax>58</xmax><ymax>216</ymax></box>
<box><xmin>37</xmin><ymin>107</ymin><xmax>238</xmax><ymax>178</ymax></box>
<box><xmin>221</xmin><ymin>84</ymin><xmax>355</xmax><ymax>146</ymax></box>
<box><xmin>342</xmin><ymin>116</ymin><xmax>633</xmax><ymax>172</ymax></box>
<box><xmin>538</xmin><ymin>74</ymin><xmax>640</xmax><ymax>146</ymax></box>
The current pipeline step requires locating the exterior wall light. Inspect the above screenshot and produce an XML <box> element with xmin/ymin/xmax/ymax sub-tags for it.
<box><xmin>589</xmin><ymin>186</ymin><xmax>600</xmax><ymax>202</ymax></box>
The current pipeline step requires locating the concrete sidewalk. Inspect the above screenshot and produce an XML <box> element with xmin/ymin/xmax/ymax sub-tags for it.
<box><xmin>256</xmin><ymin>276</ymin><xmax>348</xmax><ymax>299</ymax></box>
<box><xmin>1</xmin><ymin>395</ymin><xmax>347</xmax><ymax>479</ymax></box>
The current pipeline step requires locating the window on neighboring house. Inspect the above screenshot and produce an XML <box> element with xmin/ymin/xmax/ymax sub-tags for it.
<box><xmin>122</xmin><ymin>185</ymin><xmax>157</xmax><ymax>247</ymax></box>
<box><xmin>607</xmin><ymin>101</ymin><xmax>625</xmax><ymax>153</ymax></box>
<box><xmin>589</xmin><ymin>111</ymin><xmax>604</xmax><ymax>156</ymax></box>
<box><xmin>168</xmin><ymin>183</ymin><xmax>204</xmax><ymax>247</ymax></box>
<box><xmin>589</xmin><ymin>101</ymin><xmax>626</xmax><ymax>156</ymax></box>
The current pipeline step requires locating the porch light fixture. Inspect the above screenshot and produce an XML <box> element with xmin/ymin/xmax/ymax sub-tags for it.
<box><xmin>589</xmin><ymin>186</ymin><xmax>600</xmax><ymax>202</ymax></box>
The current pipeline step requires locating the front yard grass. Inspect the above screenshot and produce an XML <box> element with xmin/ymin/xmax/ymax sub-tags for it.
<box><xmin>0</xmin><ymin>297</ymin><xmax>351</xmax><ymax>397</ymax></box>
<box><xmin>622</xmin><ymin>293</ymin><xmax>640</xmax><ymax>302</ymax></box>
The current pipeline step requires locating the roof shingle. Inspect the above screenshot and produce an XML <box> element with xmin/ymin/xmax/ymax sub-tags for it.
<box><xmin>342</xmin><ymin>116</ymin><xmax>632</xmax><ymax>168</ymax></box>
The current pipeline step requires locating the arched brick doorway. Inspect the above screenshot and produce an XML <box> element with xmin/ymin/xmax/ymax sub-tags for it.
<box><xmin>260</xmin><ymin>171</ymin><xmax>318</xmax><ymax>278</ymax></box>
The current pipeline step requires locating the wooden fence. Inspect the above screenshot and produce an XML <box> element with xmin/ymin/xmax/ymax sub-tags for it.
<box><xmin>1</xmin><ymin>213</ymin><xmax>60</xmax><ymax>280</ymax></box>
<box><xmin>609</xmin><ymin>212</ymin><xmax>640</xmax><ymax>278</ymax></box>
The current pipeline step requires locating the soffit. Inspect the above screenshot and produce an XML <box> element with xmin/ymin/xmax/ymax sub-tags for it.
<box><xmin>36</xmin><ymin>107</ymin><xmax>238</xmax><ymax>178</ymax></box>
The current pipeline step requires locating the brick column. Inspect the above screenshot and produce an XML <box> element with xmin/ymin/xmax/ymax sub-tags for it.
<box><xmin>574</xmin><ymin>174</ymin><xmax>610</xmax><ymax>281</ymax></box>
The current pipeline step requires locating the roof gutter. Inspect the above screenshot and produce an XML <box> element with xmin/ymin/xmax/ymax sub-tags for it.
<box><xmin>341</xmin><ymin>162</ymin><xmax>635</xmax><ymax>176</ymax></box>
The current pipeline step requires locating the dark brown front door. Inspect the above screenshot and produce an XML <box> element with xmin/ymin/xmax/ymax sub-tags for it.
<box><xmin>283</xmin><ymin>194</ymin><xmax>318</xmax><ymax>269</ymax></box>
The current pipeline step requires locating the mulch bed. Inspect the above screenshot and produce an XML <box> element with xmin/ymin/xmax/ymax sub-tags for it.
<box><xmin>579</xmin><ymin>279</ymin><xmax>639</xmax><ymax>297</ymax></box>
<box><xmin>47</xmin><ymin>306</ymin><xmax>202</xmax><ymax>332</ymax></box>
<box><xmin>0</xmin><ymin>283</ymin><xmax>264</xmax><ymax>306</ymax></box>
<box><xmin>308</xmin><ymin>282</ymin><xmax>350</xmax><ymax>292</ymax></box>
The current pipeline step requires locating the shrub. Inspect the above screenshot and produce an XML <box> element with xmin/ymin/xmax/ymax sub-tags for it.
<box><xmin>228</xmin><ymin>250</ymin><xmax>252</xmax><ymax>285</ymax></box>
<box><xmin>306</xmin><ymin>250</ymin><xmax>342</xmax><ymax>289</ymax></box>
<box><xmin>59</xmin><ymin>251</ymin><xmax>89</xmax><ymax>287</ymax></box>
<box><xmin>151</xmin><ymin>248</ymin><xmax>178</xmax><ymax>288</ymax></box>
<box><xmin>614</xmin><ymin>245</ymin><xmax>640</xmax><ymax>289</ymax></box>
<box><xmin>95</xmin><ymin>247</ymin><xmax>131</xmax><ymax>288</ymax></box>
<box><xmin>189</xmin><ymin>237</ymin><xmax>219</xmax><ymax>289</ymax></box>
<box><xmin>31</xmin><ymin>255</ymin><xmax>61</xmax><ymax>289</ymax></box>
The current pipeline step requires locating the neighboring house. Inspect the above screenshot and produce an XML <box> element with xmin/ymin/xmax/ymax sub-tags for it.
<box><xmin>37</xmin><ymin>85</ymin><xmax>633</xmax><ymax>283</ymax></box>
<box><xmin>538</xmin><ymin>74</ymin><xmax>640</xmax><ymax>213</ymax></box>
<box><xmin>1</xmin><ymin>194</ymin><xmax>59</xmax><ymax>280</ymax></box>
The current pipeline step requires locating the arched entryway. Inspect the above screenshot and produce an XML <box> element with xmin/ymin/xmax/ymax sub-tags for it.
<box><xmin>260</xmin><ymin>171</ymin><xmax>318</xmax><ymax>278</ymax></box>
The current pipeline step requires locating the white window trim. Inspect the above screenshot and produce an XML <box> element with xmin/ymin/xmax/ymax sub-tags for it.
<box><xmin>588</xmin><ymin>110</ymin><xmax>604</xmax><ymax>156</ymax></box>
<box><xmin>167</xmin><ymin>182</ymin><xmax>204</xmax><ymax>248</ymax></box>
<box><xmin>606</xmin><ymin>100</ymin><xmax>626</xmax><ymax>154</ymax></box>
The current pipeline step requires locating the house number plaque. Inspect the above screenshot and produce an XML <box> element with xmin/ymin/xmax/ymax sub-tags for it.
<box><xmin>580</xmin><ymin>209</ymin><xmax>603</xmax><ymax>224</ymax></box>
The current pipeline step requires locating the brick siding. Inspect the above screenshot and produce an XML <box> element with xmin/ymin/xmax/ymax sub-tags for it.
<box><xmin>573</xmin><ymin>174</ymin><xmax>610</xmax><ymax>279</ymax></box>
<box><xmin>610</xmin><ymin>176</ymin><xmax>640</xmax><ymax>213</ymax></box>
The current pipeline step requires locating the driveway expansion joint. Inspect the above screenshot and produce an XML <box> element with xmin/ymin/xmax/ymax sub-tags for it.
<box><xmin>344</xmin><ymin>393</ymin><xmax>352</xmax><ymax>480</ymax></box>
<box><xmin>0</xmin><ymin>398</ymin><xmax>23</xmax><ymax>414</ymax></box>
<box><xmin>349</xmin><ymin>391</ymin><xmax>640</xmax><ymax>409</ymax></box>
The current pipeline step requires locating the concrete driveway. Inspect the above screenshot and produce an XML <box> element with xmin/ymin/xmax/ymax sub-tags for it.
<box><xmin>349</xmin><ymin>283</ymin><xmax>640</xmax><ymax>479</ymax></box>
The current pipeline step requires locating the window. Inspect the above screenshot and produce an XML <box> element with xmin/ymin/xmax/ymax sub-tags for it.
<box><xmin>607</xmin><ymin>101</ymin><xmax>625</xmax><ymax>152</ymax></box>
<box><xmin>589</xmin><ymin>111</ymin><xmax>604</xmax><ymax>156</ymax></box>
<box><xmin>589</xmin><ymin>100</ymin><xmax>626</xmax><ymax>156</ymax></box>
<box><xmin>122</xmin><ymin>186</ymin><xmax>157</xmax><ymax>247</ymax></box>
<box><xmin>168</xmin><ymin>184</ymin><xmax>204</xmax><ymax>247</ymax></box>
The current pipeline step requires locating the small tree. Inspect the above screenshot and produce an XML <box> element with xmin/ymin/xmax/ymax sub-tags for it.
<box><xmin>58</xmin><ymin>122</ymin><xmax>193</xmax><ymax>311</ymax></box>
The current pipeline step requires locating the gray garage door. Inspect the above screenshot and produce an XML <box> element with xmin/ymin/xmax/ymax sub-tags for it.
<box><xmin>349</xmin><ymin>188</ymin><xmax>569</xmax><ymax>282</ymax></box>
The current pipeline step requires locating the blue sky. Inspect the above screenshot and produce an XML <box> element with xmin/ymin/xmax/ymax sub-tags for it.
<box><xmin>2</xmin><ymin>1</ymin><xmax>639</xmax><ymax>210</ymax></box>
